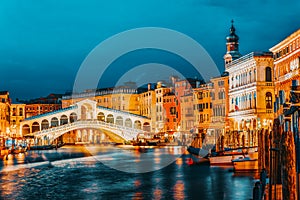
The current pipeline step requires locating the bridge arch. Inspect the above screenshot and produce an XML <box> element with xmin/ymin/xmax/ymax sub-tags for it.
<box><xmin>97</xmin><ymin>112</ymin><xmax>105</xmax><ymax>121</ymax></box>
<box><xmin>116</xmin><ymin>116</ymin><xmax>123</xmax><ymax>126</ymax></box>
<box><xmin>51</xmin><ymin>117</ymin><xmax>59</xmax><ymax>127</ymax></box>
<box><xmin>70</xmin><ymin>112</ymin><xmax>77</xmax><ymax>123</ymax></box>
<box><xmin>125</xmin><ymin>118</ymin><xmax>132</xmax><ymax>128</ymax></box>
<box><xmin>22</xmin><ymin>124</ymin><xmax>30</xmax><ymax>135</ymax></box>
<box><xmin>60</xmin><ymin>115</ymin><xmax>68</xmax><ymax>125</ymax></box>
<box><xmin>32</xmin><ymin>122</ymin><xmax>40</xmax><ymax>133</ymax></box>
<box><xmin>106</xmin><ymin>114</ymin><xmax>114</xmax><ymax>123</ymax></box>
<box><xmin>41</xmin><ymin>119</ymin><xmax>49</xmax><ymax>130</ymax></box>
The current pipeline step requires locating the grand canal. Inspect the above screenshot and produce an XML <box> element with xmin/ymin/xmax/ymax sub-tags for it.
<box><xmin>0</xmin><ymin>146</ymin><xmax>256</xmax><ymax>199</ymax></box>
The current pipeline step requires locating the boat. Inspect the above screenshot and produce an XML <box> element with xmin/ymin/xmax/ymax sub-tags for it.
<box><xmin>28</xmin><ymin>145</ymin><xmax>54</xmax><ymax>150</ymax></box>
<box><xmin>208</xmin><ymin>144</ymin><xmax>258</xmax><ymax>166</ymax></box>
<box><xmin>187</xmin><ymin>133</ymin><xmax>209</xmax><ymax>163</ymax></box>
<box><xmin>11</xmin><ymin>147</ymin><xmax>27</xmax><ymax>154</ymax></box>
<box><xmin>209</xmin><ymin>151</ymin><xmax>245</xmax><ymax>165</ymax></box>
<box><xmin>187</xmin><ymin>146</ymin><xmax>209</xmax><ymax>158</ymax></box>
<box><xmin>232</xmin><ymin>156</ymin><xmax>258</xmax><ymax>171</ymax></box>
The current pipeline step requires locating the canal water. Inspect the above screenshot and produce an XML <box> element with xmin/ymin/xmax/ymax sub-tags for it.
<box><xmin>0</xmin><ymin>146</ymin><xmax>256</xmax><ymax>200</ymax></box>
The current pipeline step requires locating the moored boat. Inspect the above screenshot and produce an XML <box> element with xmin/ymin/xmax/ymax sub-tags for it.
<box><xmin>187</xmin><ymin>133</ymin><xmax>209</xmax><ymax>158</ymax></box>
<box><xmin>232</xmin><ymin>156</ymin><xmax>258</xmax><ymax>171</ymax></box>
<box><xmin>209</xmin><ymin>146</ymin><xmax>258</xmax><ymax>166</ymax></box>
<box><xmin>209</xmin><ymin>152</ymin><xmax>244</xmax><ymax>165</ymax></box>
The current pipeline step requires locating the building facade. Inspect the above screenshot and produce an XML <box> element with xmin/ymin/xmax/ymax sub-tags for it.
<box><xmin>269</xmin><ymin>29</ymin><xmax>300</xmax><ymax>199</ymax></box>
<box><xmin>62</xmin><ymin>88</ymin><xmax>141</xmax><ymax>115</ymax></box>
<box><xmin>226</xmin><ymin>52</ymin><xmax>274</xmax><ymax>147</ymax></box>
<box><xmin>153</xmin><ymin>82</ymin><xmax>171</xmax><ymax>132</ymax></box>
<box><xmin>209</xmin><ymin>73</ymin><xmax>229</xmax><ymax>150</ymax></box>
<box><xmin>193</xmin><ymin>84</ymin><xmax>213</xmax><ymax>138</ymax></box>
<box><xmin>180</xmin><ymin>93</ymin><xmax>194</xmax><ymax>133</ymax></box>
<box><xmin>163</xmin><ymin>92</ymin><xmax>179</xmax><ymax>132</ymax></box>
<box><xmin>270</xmin><ymin>29</ymin><xmax>300</xmax><ymax>120</ymax></box>
<box><xmin>0</xmin><ymin>91</ymin><xmax>10</xmax><ymax>147</ymax></box>
<box><xmin>139</xmin><ymin>84</ymin><xmax>156</xmax><ymax>132</ymax></box>
<box><xmin>10</xmin><ymin>103</ymin><xmax>26</xmax><ymax>138</ymax></box>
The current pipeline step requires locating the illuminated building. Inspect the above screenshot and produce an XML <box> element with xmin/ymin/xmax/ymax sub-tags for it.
<box><xmin>174</xmin><ymin>78</ymin><xmax>203</xmax><ymax>133</ymax></box>
<box><xmin>223</xmin><ymin>20</ymin><xmax>274</xmax><ymax>148</ymax></box>
<box><xmin>226</xmin><ymin>51</ymin><xmax>274</xmax><ymax>147</ymax></box>
<box><xmin>174</xmin><ymin>78</ymin><xmax>202</xmax><ymax>98</ymax></box>
<box><xmin>62</xmin><ymin>85</ymin><xmax>141</xmax><ymax>115</ymax></box>
<box><xmin>25</xmin><ymin>104</ymin><xmax>61</xmax><ymax>118</ymax></box>
<box><xmin>0</xmin><ymin>91</ymin><xmax>11</xmax><ymax>146</ymax></box>
<box><xmin>269</xmin><ymin>29</ymin><xmax>300</xmax><ymax>199</ymax></box>
<box><xmin>154</xmin><ymin>82</ymin><xmax>171</xmax><ymax>132</ymax></box>
<box><xmin>193</xmin><ymin>84</ymin><xmax>213</xmax><ymax>138</ymax></box>
<box><xmin>17</xmin><ymin>93</ymin><xmax>62</xmax><ymax>118</ymax></box>
<box><xmin>139</xmin><ymin>84</ymin><xmax>156</xmax><ymax>132</ymax></box>
<box><xmin>209</xmin><ymin>73</ymin><xmax>229</xmax><ymax>149</ymax></box>
<box><xmin>180</xmin><ymin>93</ymin><xmax>193</xmax><ymax>133</ymax></box>
<box><xmin>10</xmin><ymin>103</ymin><xmax>26</xmax><ymax>138</ymax></box>
<box><xmin>163</xmin><ymin>92</ymin><xmax>179</xmax><ymax>132</ymax></box>
<box><xmin>270</xmin><ymin>29</ymin><xmax>300</xmax><ymax>119</ymax></box>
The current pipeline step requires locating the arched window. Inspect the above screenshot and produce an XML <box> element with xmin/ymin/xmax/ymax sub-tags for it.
<box><xmin>106</xmin><ymin>114</ymin><xmax>114</xmax><ymax>123</ymax></box>
<box><xmin>116</xmin><ymin>116</ymin><xmax>123</xmax><ymax>126</ymax></box>
<box><xmin>41</xmin><ymin>119</ymin><xmax>49</xmax><ymax>130</ymax></box>
<box><xmin>97</xmin><ymin>112</ymin><xmax>105</xmax><ymax>121</ymax></box>
<box><xmin>32</xmin><ymin>122</ymin><xmax>40</xmax><ymax>132</ymax></box>
<box><xmin>265</xmin><ymin>67</ymin><xmax>272</xmax><ymax>82</ymax></box>
<box><xmin>266</xmin><ymin>92</ymin><xmax>272</xmax><ymax>109</ymax></box>
<box><xmin>70</xmin><ymin>113</ymin><xmax>77</xmax><ymax>123</ymax></box>
<box><xmin>60</xmin><ymin>115</ymin><xmax>68</xmax><ymax>125</ymax></box>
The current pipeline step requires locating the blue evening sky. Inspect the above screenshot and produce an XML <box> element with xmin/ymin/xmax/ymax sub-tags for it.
<box><xmin>0</xmin><ymin>0</ymin><xmax>299</xmax><ymax>101</ymax></box>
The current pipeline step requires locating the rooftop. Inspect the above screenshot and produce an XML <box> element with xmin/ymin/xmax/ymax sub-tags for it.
<box><xmin>226</xmin><ymin>51</ymin><xmax>273</xmax><ymax>69</ymax></box>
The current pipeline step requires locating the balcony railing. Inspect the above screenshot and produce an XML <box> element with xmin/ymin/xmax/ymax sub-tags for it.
<box><xmin>229</xmin><ymin>109</ymin><xmax>256</xmax><ymax>117</ymax></box>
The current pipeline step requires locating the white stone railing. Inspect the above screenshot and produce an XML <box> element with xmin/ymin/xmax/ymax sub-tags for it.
<box><xmin>34</xmin><ymin>120</ymin><xmax>147</xmax><ymax>142</ymax></box>
<box><xmin>229</xmin><ymin>109</ymin><xmax>256</xmax><ymax>117</ymax></box>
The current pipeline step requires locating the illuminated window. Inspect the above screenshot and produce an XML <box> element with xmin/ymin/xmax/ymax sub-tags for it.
<box><xmin>266</xmin><ymin>92</ymin><xmax>272</xmax><ymax>109</ymax></box>
<box><xmin>170</xmin><ymin>107</ymin><xmax>176</xmax><ymax>115</ymax></box>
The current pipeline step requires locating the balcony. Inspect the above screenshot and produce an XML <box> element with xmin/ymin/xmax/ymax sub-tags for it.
<box><xmin>278</xmin><ymin>69</ymin><xmax>300</xmax><ymax>83</ymax></box>
<box><xmin>229</xmin><ymin>109</ymin><xmax>256</xmax><ymax>117</ymax></box>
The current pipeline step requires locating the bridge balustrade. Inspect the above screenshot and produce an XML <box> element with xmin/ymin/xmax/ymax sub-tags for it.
<box><xmin>34</xmin><ymin>120</ymin><xmax>147</xmax><ymax>142</ymax></box>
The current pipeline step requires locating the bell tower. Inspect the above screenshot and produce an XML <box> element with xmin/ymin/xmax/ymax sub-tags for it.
<box><xmin>224</xmin><ymin>20</ymin><xmax>241</xmax><ymax>66</ymax></box>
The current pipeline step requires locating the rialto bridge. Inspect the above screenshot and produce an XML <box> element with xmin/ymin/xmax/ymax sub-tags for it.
<box><xmin>20</xmin><ymin>99</ymin><xmax>151</xmax><ymax>145</ymax></box>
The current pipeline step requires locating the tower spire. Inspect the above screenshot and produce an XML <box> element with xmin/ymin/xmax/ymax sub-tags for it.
<box><xmin>224</xmin><ymin>20</ymin><xmax>241</xmax><ymax>66</ymax></box>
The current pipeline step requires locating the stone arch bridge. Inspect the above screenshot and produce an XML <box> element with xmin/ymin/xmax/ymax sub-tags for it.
<box><xmin>20</xmin><ymin>99</ymin><xmax>151</xmax><ymax>145</ymax></box>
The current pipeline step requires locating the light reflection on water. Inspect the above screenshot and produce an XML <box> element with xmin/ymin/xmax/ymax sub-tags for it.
<box><xmin>0</xmin><ymin>146</ymin><xmax>256</xmax><ymax>200</ymax></box>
